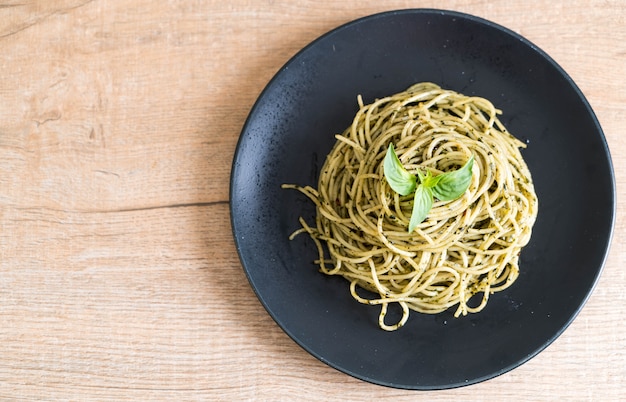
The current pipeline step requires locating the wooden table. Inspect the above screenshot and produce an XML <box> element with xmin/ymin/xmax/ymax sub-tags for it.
<box><xmin>1</xmin><ymin>1</ymin><xmax>624</xmax><ymax>400</ymax></box>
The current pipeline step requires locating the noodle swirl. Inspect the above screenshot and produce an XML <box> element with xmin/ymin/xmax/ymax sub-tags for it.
<box><xmin>283</xmin><ymin>82</ymin><xmax>538</xmax><ymax>331</ymax></box>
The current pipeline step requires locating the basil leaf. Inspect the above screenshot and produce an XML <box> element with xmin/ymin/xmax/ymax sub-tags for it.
<box><xmin>418</xmin><ymin>168</ymin><xmax>442</xmax><ymax>188</ymax></box>
<box><xmin>431</xmin><ymin>155</ymin><xmax>474</xmax><ymax>201</ymax></box>
<box><xmin>408</xmin><ymin>185</ymin><xmax>433</xmax><ymax>233</ymax></box>
<box><xmin>383</xmin><ymin>143</ymin><xmax>474</xmax><ymax>233</ymax></box>
<box><xmin>383</xmin><ymin>144</ymin><xmax>416</xmax><ymax>196</ymax></box>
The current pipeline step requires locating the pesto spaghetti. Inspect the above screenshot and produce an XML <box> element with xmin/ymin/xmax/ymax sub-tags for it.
<box><xmin>283</xmin><ymin>82</ymin><xmax>538</xmax><ymax>331</ymax></box>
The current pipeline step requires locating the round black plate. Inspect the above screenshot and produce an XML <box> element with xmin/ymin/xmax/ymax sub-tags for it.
<box><xmin>230</xmin><ymin>9</ymin><xmax>615</xmax><ymax>390</ymax></box>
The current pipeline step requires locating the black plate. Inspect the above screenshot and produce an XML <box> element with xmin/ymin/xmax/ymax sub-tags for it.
<box><xmin>230</xmin><ymin>9</ymin><xmax>615</xmax><ymax>390</ymax></box>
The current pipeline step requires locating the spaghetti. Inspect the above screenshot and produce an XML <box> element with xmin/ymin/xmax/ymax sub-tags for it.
<box><xmin>283</xmin><ymin>82</ymin><xmax>538</xmax><ymax>331</ymax></box>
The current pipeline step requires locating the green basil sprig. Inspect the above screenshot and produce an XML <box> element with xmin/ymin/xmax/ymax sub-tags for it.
<box><xmin>383</xmin><ymin>144</ymin><xmax>474</xmax><ymax>232</ymax></box>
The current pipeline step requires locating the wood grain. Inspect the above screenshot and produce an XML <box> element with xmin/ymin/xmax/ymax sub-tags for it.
<box><xmin>0</xmin><ymin>0</ymin><xmax>624</xmax><ymax>400</ymax></box>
